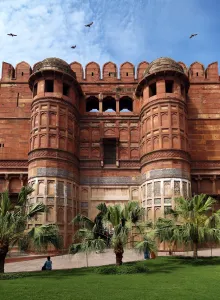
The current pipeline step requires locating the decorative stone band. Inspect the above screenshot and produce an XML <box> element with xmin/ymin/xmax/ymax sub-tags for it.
<box><xmin>80</xmin><ymin>176</ymin><xmax>142</xmax><ymax>185</ymax></box>
<box><xmin>141</xmin><ymin>150</ymin><xmax>191</xmax><ymax>166</ymax></box>
<box><xmin>143</xmin><ymin>168</ymin><xmax>190</xmax><ymax>181</ymax></box>
<box><xmin>28</xmin><ymin>149</ymin><xmax>79</xmax><ymax>166</ymax></box>
<box><xmin>0</xmin><ymin>160</ymin><xmax>28</xmax><ymax>168</ymax></box>
<box><xmin>28</xmin><ymin>167</ymin><xmax>79</xmax><ymax>182</ymax></box>
<box><xmin>80</xmin><ymin>168</ymin><xmax>190</xmax><ymax>186</ymax></box>
<box><xmin>191</xmin><ymin>161</ymin><xmax>220</xmax><ymax>170</ymax></box>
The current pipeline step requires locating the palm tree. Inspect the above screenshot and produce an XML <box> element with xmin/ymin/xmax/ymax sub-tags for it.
<box><xmin>134</xmin><ymin>231</ymin><xmax>157</xmax><ymax>258</ymax></box>
<box><xmin>70</xmin><ymin>203</ymin><xmax>109</xmax><ymax>266</ymax></box>
<box><xmin>69</xmin><ymin>228</ymin><xmax>106</xmax><ymax>267</ymax></box>
<box><xmin>156</xmin><ymin>194</ymin><xmax>220</xmax><ymax>258</ymax></box>
<box><xmin>0</xmin><ymin>186</ymin><xmax>62</xmax><ymax>273</ymax></box>
<box><xmin>71</xmin><ymin>201</ymin><xmax>146</xmax><ymax>266</ymax></box>
<box><xmin>155</xmin><ymin>218</ymin><xmax>180</xmax><ymax>255</ymax></box>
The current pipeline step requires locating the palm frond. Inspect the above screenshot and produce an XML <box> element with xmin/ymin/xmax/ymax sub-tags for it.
<box><xmin>18</xmin><ymin>185</ymin><xmax>34</xmax><ymax>205</ymax></box>
<box><xmin>72</xmin><ymin>214</ymin><xmax>95</xmax><ymax>229</ymax></box>
<box><xmin>0</xmin><ymin>191</ymin><xmax>12</xmax><ymax>216</ymax></box>
<box><xmin>28</xmin><ymin>224</ymin><xmax>62</xmax><ymax>251</ymax></box>
<box><xmin>27</xmin><ymin>203</ymin><xmax>46</xmax><ymax>218</ymax></box>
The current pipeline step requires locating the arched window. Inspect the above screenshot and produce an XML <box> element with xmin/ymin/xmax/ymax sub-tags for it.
<box><xmin>86</xmin><ymin>96</ymin><xmax>99</xmax><ymax>112</ymax></box>
<box><xmin>119</xmin><ymin>96</ymin><xmax>133</xmax><ymax>112</ymax></box>
<box><xmin>103</xmin><ymin>96</ymin><xmax>116</xmax><ymax>112</ymax></box>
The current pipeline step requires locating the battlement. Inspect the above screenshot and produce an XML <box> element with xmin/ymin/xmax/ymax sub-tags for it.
<box><xmin>1</xmin><ymin>60</ymin><xmax>219</xmax><ymax>83</ymax></box>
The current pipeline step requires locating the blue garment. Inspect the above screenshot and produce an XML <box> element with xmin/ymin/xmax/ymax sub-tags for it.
<box><xmin>144</xmin><ymin>250</ymin><xmax>150</xmax><ymax>259</ymax></box>
<box><xmin>45</xmin><ymin>260</ymin><xmax>52</xmax><ymax>270</ymax></box>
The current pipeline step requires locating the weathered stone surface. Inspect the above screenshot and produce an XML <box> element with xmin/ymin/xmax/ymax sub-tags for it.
<box><xmin>1</xmin><ymin>56</ymin><xmax>220</xmax><ymax>244</ymax></box>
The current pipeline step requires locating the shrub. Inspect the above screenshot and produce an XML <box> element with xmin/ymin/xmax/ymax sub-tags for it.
<box><xmin>0</xmin><ymin>272</ymin><xmax>32</xmax><ymax>280</ymax></box>
<box><xmin>94</xmin><ymin>262</ymin><xmax>149</xmax><ymax>275</ymax></box>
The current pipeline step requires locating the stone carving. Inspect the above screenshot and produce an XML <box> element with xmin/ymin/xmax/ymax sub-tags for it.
<box><xmin>192</xmin><ymin>161</ymin><xmax>220</xmax><ymax>169</ymax></box>
<box><xmin>154</xmin><ymin>198</ymin><xmax>161</xmax><ymax>205</ymax></box>
<box><xmin>119</xmin><ymin>161</ymin><xmax>140</xmax><ymax>168</ymax></box>
<box><xmin>146</xmin><ymin>168</ymin><xmax>190</xmax><ymax>180</ymax></box>
<box><xmin>28</xmin><ymin>149</ymin><xmax>78</xmax><ymax>165</ymax></box>
<box><xmin>183</xmin><ymin>181</ymin><xmax>188</xmax><ymax>198</ymax></box>
<box><xmin>164</xmin><ymin>181</ymin><xmax>171</xmax><ymax>196</ymax></box>
<box><xmin>80</xmin><ymin>176</ymin><xmax>141</xmax><ymax>185</ymax></box>
<box><xmin>57</xmin><ymin>181</ymin><xmax>64</xmax><ymax>197</ymax></box>
<box><xmin>131</xmin><ymin>188</ymin><xmax>139</xmax><ymax>200</ymax></box>
<box><xmin>174</xmin><ymin>181</ymin><xmax>180</xmax><ymax>196</ymax></box>
<box><xmin>67</xmin><ymin>183</ymin><xmax>72</xmax><ymax>198</ymax></box>
<box><xmin>47</xmin><ymin>197</ymin><xmax>54</xmax><ymax>203</ymax></box>
<box><xmin>147</xmin><ymin>199</ymin><xmax>152</xmax><ymax>206</ymax></box>
<box><xmin>35</xmin><ymin>168</ymin><xmax>78</xmax><ymax>181</ymax></box>
<box><xmin>164</xmin><ymin>198</ymin><xmax>171</xmax><ymax>204</ymax></box>
<box><xmin>147</xmin><ymin>182</ymin><xmax>152</xmax><ymax>197</ymax></box>
<box><xmin>0</xmin><ymin>161</ymin><xmax>28</xmax><ymax>167</ymax></box>
<box><xmin>38</xmin><ymin>181</ymin><xmax>45</xmax><ymax>195</ymax></box>
<box><xmin>154</xmin><ymin>181</ymin><xmax>161</xmax><ymax>197</ymax></box>
<box><xmin>47</xmin><ymin>181</ymin><xmax>55</xmax><ymax>195</ymax></box>
<box><xmin>141</xmin><ymin>150</ymin><xmax>190</xmax><ymax>164</ymax></box>
<box><xmin>80</xmin><ymin>161</ymin><xmax>101</xmax><ymax>168</ymax></box>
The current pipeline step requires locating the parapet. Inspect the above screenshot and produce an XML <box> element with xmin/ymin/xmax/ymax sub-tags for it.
<box><xmin>1</xmin><ymin>58</ymin><xmax>220</xmax><ymax>83</ymax></box>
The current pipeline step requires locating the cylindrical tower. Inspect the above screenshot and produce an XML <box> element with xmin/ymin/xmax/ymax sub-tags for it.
<box><xmin>28</xmin><ymin>58</ymin><xmax>83</xmax><ymax>248</ymax></box>
<box><xmin>135</xmin><ymin>57</ymin><xmax>190</xmax><ymax>221</ymax></box>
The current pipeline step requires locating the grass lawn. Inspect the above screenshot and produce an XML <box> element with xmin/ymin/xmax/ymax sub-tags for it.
<box><xmin>1</xmin><ymin>257</ymin><xmax>220</xmax><ymax>300</ymax></box>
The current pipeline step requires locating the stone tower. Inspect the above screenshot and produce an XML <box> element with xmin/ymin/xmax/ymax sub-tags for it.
<box><xmin>28</xmin><ymin>58</ymin><xmax>83</xmax><ymax>247</ymax></box>
<box><xmin>135</xmin><ymin>57</ymin><xmax>191</xmax><ymax>221</ymax></box>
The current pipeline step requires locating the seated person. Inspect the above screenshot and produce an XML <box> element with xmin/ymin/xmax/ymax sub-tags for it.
<box><xmin>42</xmin><ymin>256</ymin><xmax>52</xmax><ymax>271</ymax></box>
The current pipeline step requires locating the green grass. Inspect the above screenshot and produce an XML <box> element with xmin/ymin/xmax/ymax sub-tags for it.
<box><xmin>1</xmin><ymin>257</ymin><xmax>220</xmax><ymax>300</ymax></box>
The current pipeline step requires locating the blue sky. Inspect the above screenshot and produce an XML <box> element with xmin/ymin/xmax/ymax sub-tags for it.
<box><xmin>0</xmin><ymin>0</ymin><xmax>220</xmax><ymax>75</ymax></box>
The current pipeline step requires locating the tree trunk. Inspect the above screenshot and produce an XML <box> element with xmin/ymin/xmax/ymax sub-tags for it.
<box><xmin>193</xmin><ymin>242</ymin><xmax>198</xmax><ymax>259</ymax></box>
<box><xmin>0</xmin><ymin>245</ymin><xmax>9</xmax><ymax>273</ymax></box>
<box><xmin>114</xmin><ymin>244</ymin><xmax>124</xmax><ymax>266</ymax></box>
<box><xmin>85</xmin><ymin>251</ymin><xmax>89</xmax><ymax>267</ymax></box>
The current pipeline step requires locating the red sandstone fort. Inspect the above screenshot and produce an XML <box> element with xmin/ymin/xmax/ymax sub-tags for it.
<box><xmin>0</xmin><ymin>57</ymin><xmax>219</xmax><ymax>247</ymax></box>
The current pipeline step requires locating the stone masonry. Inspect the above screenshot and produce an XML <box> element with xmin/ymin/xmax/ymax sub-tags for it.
<box><xmin>1</xmin><ymin>57</ymin><xmax>220</xmax><ymax>247</ymax></box>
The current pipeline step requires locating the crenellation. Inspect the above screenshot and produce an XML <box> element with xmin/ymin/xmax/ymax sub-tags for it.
<box><xmin>1</xmin><ymin>60</ymin><xmax>220</xmax><ymax>82</ymax></box>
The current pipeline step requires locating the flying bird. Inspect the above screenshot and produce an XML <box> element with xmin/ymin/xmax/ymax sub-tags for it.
<box><xmin>71</xmin><ymin>45</ymin><xmax>76</xmax><ymax>49</ymax></box>
<box><xmin>7</xmin><ymin>33</ymin><xmax>17</xmax><ymax>37</ymax></box>
<box><xmin>85</xmin><ymin>22</ymin><xmax>93</xmax><ymax>27</ymax></box>
<box><xmin>189</xmin><ymin>33</ymin><xmax>198</xmax><ymax>39</ymax></box>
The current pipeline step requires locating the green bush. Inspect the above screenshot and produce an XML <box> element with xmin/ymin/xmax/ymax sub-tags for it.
<box><xmin>94</xmin><ymin>262</ymin><xmax>149</xmax><ymax>275</ymax></box>
<box><xmin>0</xmin><ymin>272</ymin><xmax>33</xmax><ymax>280</ymax></box>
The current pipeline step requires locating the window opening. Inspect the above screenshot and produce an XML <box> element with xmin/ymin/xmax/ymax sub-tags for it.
<box><xmin>103</xmin><ymin>96</ymin><xmax>116</xmax><ymax>112</ymax></box>
<box><xmin>196</xmin><ymin>72</ymin><xmax>199</xmax><ymax>76</ymax></box>
<box><xmin>126</xmin><ymin>72</ymin><xmax>128</xmax><ymax>76</ymax></box>
<box><xmin>45</xmin><ymin>80</ymin><xmax>54</xmax><ymax>92</ymax></box>
<box><xmin>21</xmin><ymin>72</ymin><xmax>24</xmax><ymax>76</ymax></box>
<box><xmin>104</xmin><ymin>139</ymin><xmax>116</xmax><ymax>164</ymax></box>
<box><xmin>63</xmin><ymin>83</ymin><xmax>70</xmax><ymax>96</ymax></box>
<box><xmin>165</xmin><ymin>80</ymin><xmax>174</xmax><ymax>93</ymax></box>
<box><xmin>149</xmin><ymin>82</ymin><xmax>157</xmax><ymax>97</ymax></box>
<box><xmin>86</xmin><ymin>96</ymin><xmax>99</xmax><ymax>112</ymax></box>
<box><xmin>33</xmin><ymin>83</ymin><xmax>38</xmax><ymax>98</ymax></box>
<box><xmin>91</xmin><ymin>72</ymin><xmax>94</xmax><ymax>76</ymax></box>
<box><xmin>17</xmin><ymin>93</ymin><xmax>19</xmax><ymax>107</ymax></box>
<box><xmin>119</xmin><ymin>96</ymin><xmax>133</xmax><ymax>112</ymax></box>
